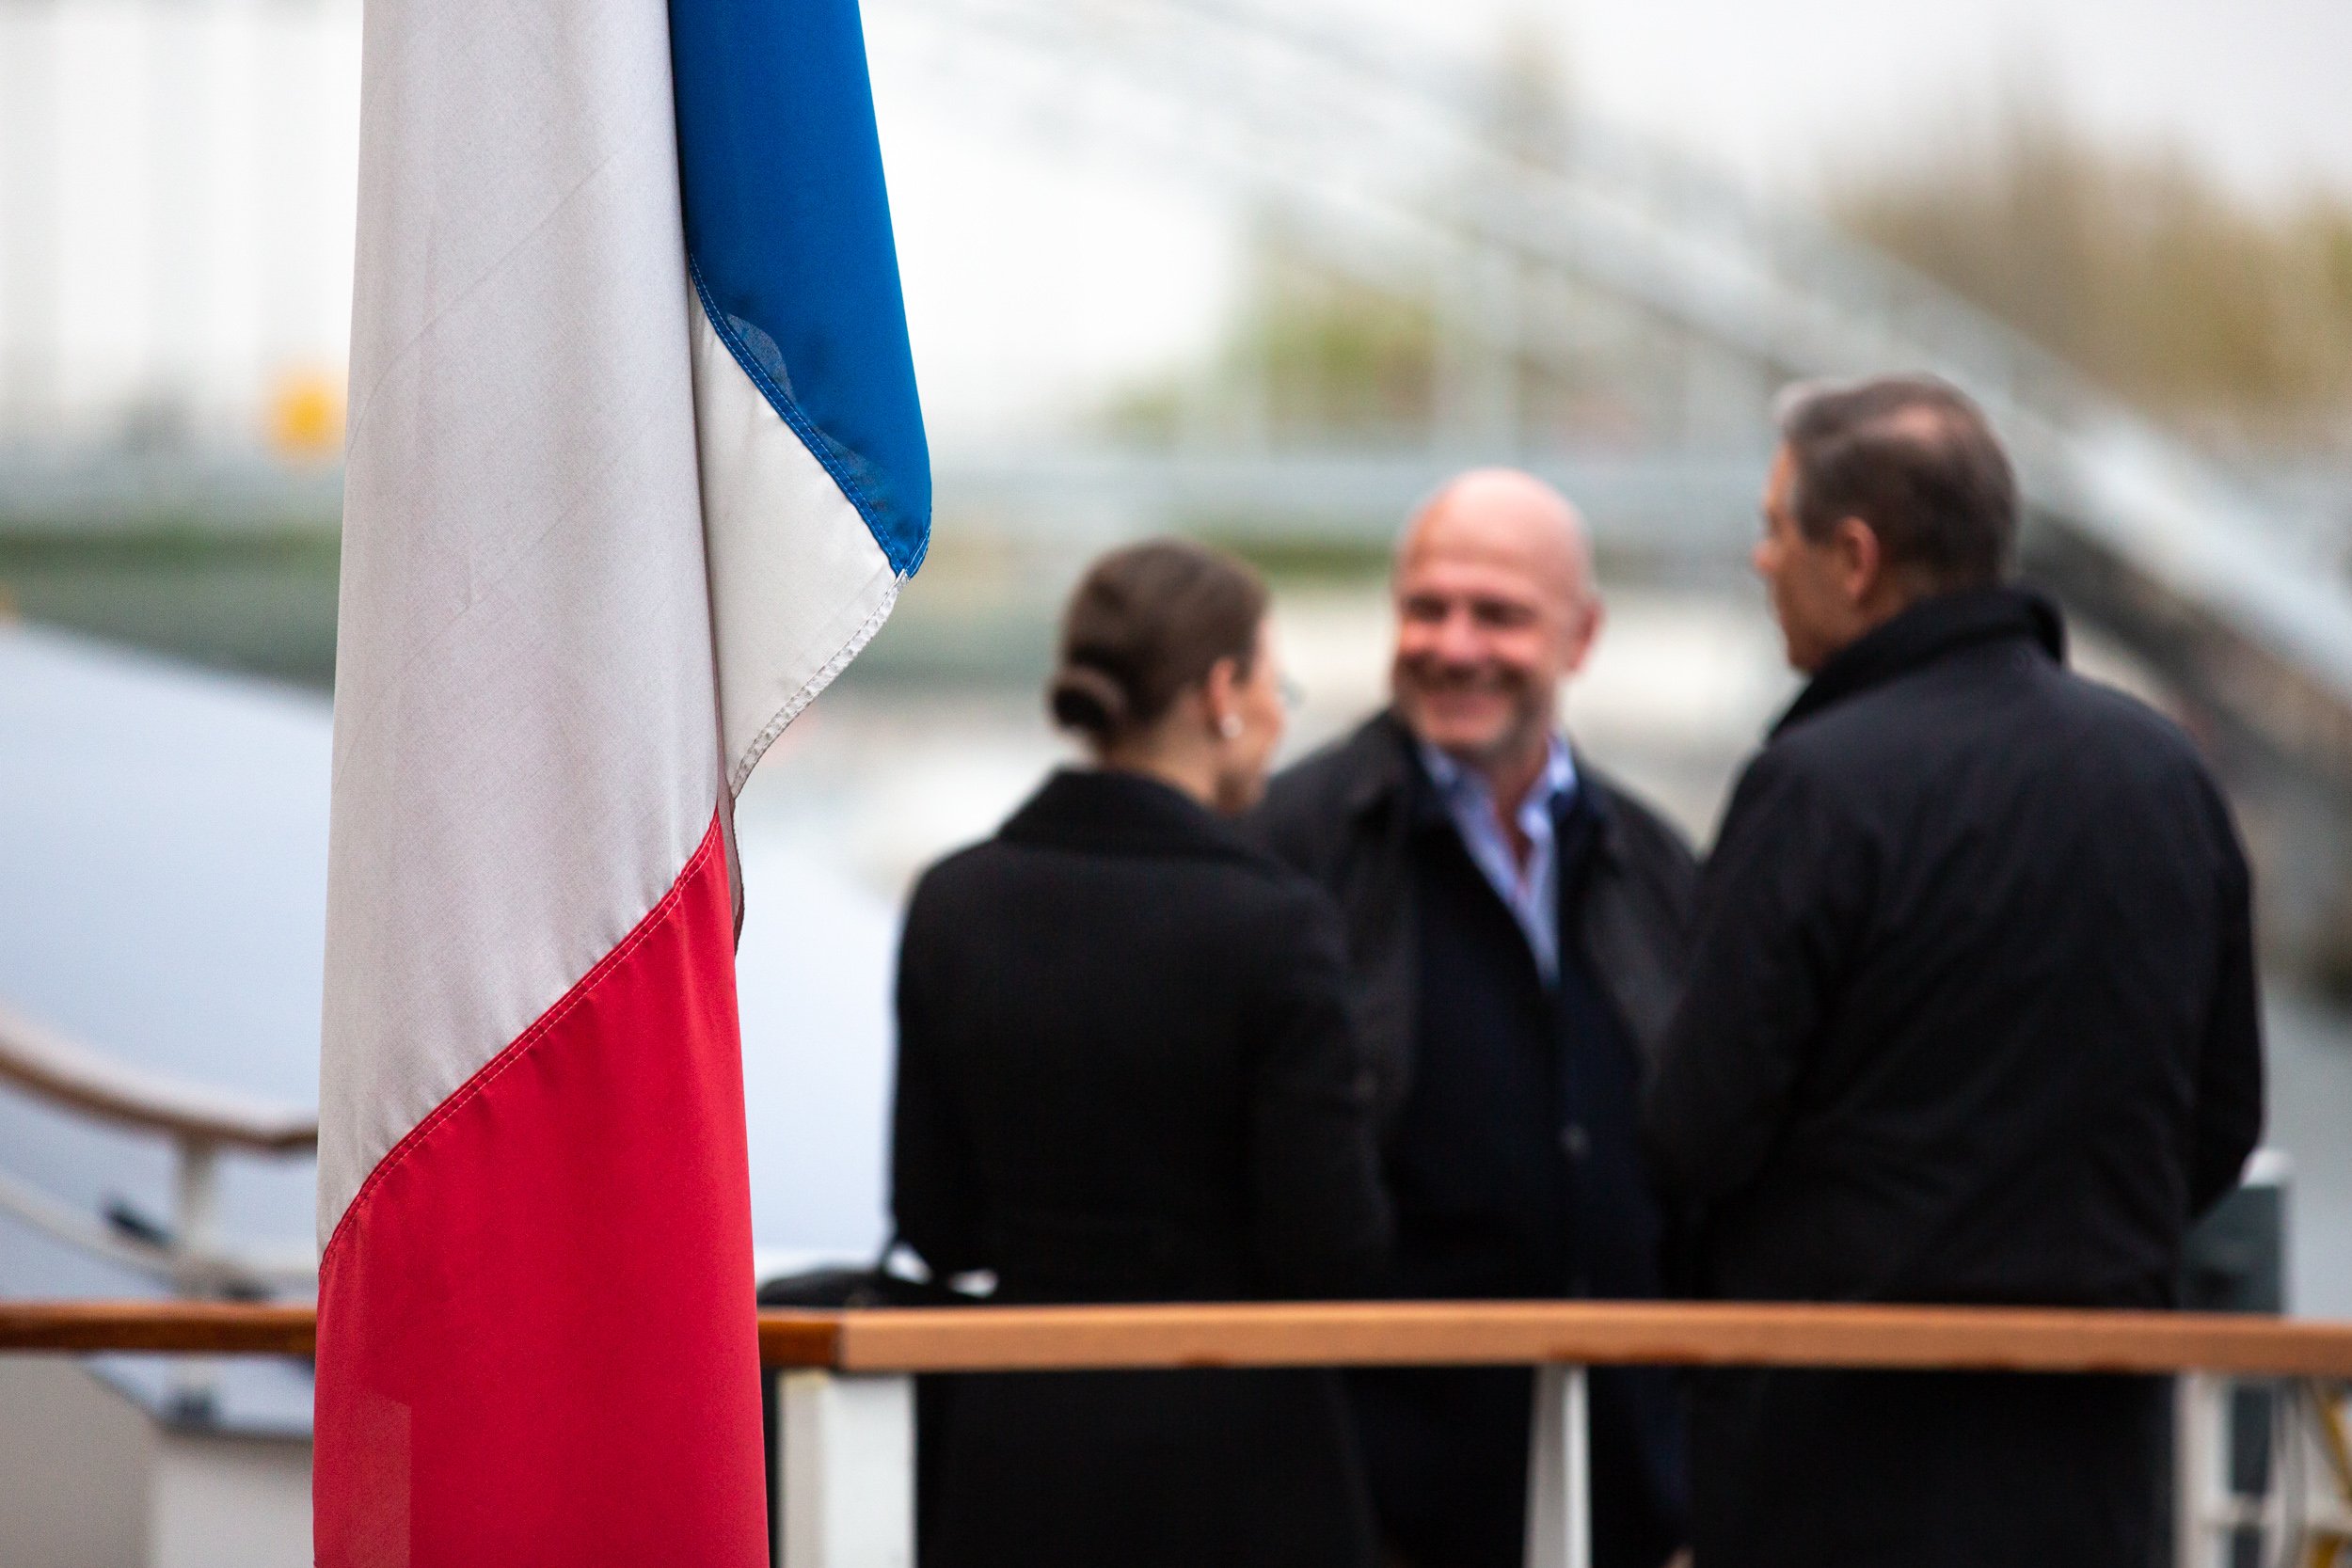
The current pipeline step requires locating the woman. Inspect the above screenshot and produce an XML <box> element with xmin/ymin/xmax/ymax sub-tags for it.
<box><xmin>891</xmin><ymin>539</ymin><xmax>1391</xmax><ymax>1568</ymax></box>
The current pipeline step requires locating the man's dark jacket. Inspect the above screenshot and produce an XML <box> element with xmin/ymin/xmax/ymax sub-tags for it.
<box><xmin>1255</xmin><ymin>712</ymin><xmax>1697</xmax><ymax>1125</ymax></box>
<box><xmin>1255</xmin><ymin>712</ymin><xmax>1697</xmax><ymax>1568</ymax></box>
<box><xmin>1642</xmin><ymin>586</ymin><xmax>2265</xmax><ymax>1568</ymax></box>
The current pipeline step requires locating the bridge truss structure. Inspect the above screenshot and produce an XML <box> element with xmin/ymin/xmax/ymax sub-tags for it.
<box><xmin>4</xmin><ymin>0</ymin><xmax>2352</xmax><ymax>942</ymax></box>
<box><xmin>875</xmin><ymin>0</ymin><xmax>2352</xmax><ymax>954</ymax></box>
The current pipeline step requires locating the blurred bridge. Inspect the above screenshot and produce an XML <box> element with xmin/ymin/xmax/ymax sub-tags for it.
<box><xmin>6</xmin><ymin>0</ymin><xmax>2352</xmax><ymax>944</ymax></box>
<box><xmin>874</xmin><ymin>0</ymin><xmax>2352</xmax><ymax>958</ymax></box>
<box><xmin>883</xmin><ymin>0</ymin><xmax>2352</xmax><ymax>779</ymax></box>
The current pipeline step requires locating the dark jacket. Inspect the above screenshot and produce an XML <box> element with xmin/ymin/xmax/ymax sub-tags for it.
<box><xmin>892</xmin><ymin>768</ymin><xmax>1390</xmax><ymax>1568</ymax></box>
<box><xmin>1254</xmin><ymin>711</ymin><xmax>1699</xmax><ymax>1131</ymax></box>
<box><xmin>1255</xmin><ymin>713</ymin><xmax>1698</xmax><ymax>1568</ymax></box>
<box><xmin>1643</xmin><ymin>586</ymin><xmax>2265</xmax><ymax>1568</ymax></box>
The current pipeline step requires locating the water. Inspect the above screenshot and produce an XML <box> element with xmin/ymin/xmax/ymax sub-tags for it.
<box><xmin>1</xmin><ymin>589</ymin><xmax>2346</xmax><ymax>1328</ymax></box>
<box><xmin>728</xmin><ymin>583</ymin><xmax>2352</xmax><ymax>1309</ymax></box>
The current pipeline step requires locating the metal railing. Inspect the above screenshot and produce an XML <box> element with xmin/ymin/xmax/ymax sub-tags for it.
<box><xmin>0</xmin><ymin>1004</ymin><xmax>318</xmax><ymax>1417</ymax></box>
<box><xmin>3</xmin><ymin>1299</ymin><xmax>2348</xmax><ymax>1568</ymax></box>
<box><xmin>0</xmin><ymin>1004</ymin><xmax>317</xmax><ymax>1296</ymax></box>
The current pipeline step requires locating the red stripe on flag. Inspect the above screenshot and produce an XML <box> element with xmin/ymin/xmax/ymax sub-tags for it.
<box><xmin>314</xmin><ymin>813</ymin><xmax>766</xmax><ymax>1566</ymax></box>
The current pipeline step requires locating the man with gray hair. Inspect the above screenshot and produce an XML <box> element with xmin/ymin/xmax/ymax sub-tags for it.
<box><xmin>1257</xmin><ymin>469</ymin><xmax>1692</xmax><ymax>1568</ymax></box>
<box><xmin>1643</xmin><ymin>376</ymin><xmax>2265</xmax><ymax>1567</ymax></box>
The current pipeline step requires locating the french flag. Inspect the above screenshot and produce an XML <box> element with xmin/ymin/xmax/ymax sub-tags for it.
<box><xmin>312</xmin><ymin>0</ymin><xmax>926</xmax><ymax>1559</ymax></box>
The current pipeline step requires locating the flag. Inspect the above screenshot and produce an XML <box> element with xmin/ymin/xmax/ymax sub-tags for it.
<box><xmin>312</xmin><ymin>0</ymin><xmax>927</xmax><ymax>1557</ymax></box>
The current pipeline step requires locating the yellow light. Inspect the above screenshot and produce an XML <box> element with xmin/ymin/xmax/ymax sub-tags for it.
<box><xmin>268</xmin><ymin>370</ymin><xmax>345</xmax><ymax>459</ymax></box>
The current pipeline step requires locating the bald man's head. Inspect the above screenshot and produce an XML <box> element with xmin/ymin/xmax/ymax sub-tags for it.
<box><xmin>1391</xmin><ymin>467</ymin><xmax>1603</xmax><ymax>779</ymax></box>
<box><xmin>1396</xmin><ymin>468</ymin><xmax>1594</xmax><ymax>605</ymax></box>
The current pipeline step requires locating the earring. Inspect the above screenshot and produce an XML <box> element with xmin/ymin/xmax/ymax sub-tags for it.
<box><xmin>1218</xmin><ymin>714</ymin><xmax>1244</xmax><ymax>739</ymax></box>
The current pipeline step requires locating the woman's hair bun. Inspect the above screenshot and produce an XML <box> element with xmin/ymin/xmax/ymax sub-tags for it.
<box><xmin>1048</xmin><ymin>662</ymin><xmax>1131</xmax><ymax>736</ymax></box>
<box><xmin>1046</xmin><ymin>539</ymin><xmax>1268</xmax><ymax>748</ymax></box>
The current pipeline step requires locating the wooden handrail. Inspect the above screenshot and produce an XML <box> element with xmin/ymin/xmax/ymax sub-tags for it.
<box><xmin>0</xmin><ymin>1004</ymin><xmax>317</xmax><ymax>1152</ymax></box>
<box><xmin>819</xmin><ymin>1302</ymin><xmax>2352</xmax><ymax>1377</ymax></box>
<box><xmin>0</xmin><ymin>1301</ymin><xmax>320</xmax><ymax>1355</ymax></box>
<box><xmin>6</xmin><ymin>1301</ymin><xmax>2352</xmax><ymax>1379</ymax></box>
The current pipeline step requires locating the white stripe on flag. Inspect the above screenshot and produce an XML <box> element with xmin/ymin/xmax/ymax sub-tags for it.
<box><xmin>319</xmin><ymin>0</ymin><xmax>719</xmax><ymax>1242</ymax></box>
<box><xmin>690</xmin><ymin>287</ymin><xmax>902</xmax><ymax>796</ymax></box>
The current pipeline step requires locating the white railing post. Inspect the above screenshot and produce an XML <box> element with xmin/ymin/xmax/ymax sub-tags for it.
<box><xmin>167</xmin><ymin>1133</ymin><xmax>220</xmax><ymax>1418</ymax></box>
<box><xmin>171</xmin><ymin>1134</ymin><xmax>220</xmax><ymax>1287</ymax></box>
<box><xmin>1525</xmin><ymin>1363</ymin><xmax>1591</xmax><ymax>1568</ymax></box>
<box><xmin>2174</xmin><ymin>1371</ymin><xmax>2225</xmax><ymax>1568</ymax></box>
<box><xmin>776</xmin><ymin>1370</ymin><xmax>914</xmax><ymax>1568</ymax></box>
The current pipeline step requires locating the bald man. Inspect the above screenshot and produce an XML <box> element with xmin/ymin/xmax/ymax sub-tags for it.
<box><xmin>1254</xmin><ymin>470</ymin><xmax>1692</xmax><ymax>1568</ymax></box>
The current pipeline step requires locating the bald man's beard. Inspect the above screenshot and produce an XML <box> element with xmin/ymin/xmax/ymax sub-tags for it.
<box><xmin>1391</xmin><ymin>655</ymin><xmax>1558</xmax><ymax>770</ymax></box>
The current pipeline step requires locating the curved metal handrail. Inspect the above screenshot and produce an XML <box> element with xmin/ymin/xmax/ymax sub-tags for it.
<box><xmin>0</xmin><ymin>1003</ymin><xmax>316</xmax><ymax>1153</ymax></box>
<box><xmin>0</xmin><ymin>1165</ymin><xmax>315</xmax><ymax>1293</ymax></box>
<box><xmin>0</xmin><ymin>1003</ymin><xmax>320</xmax><ymax>1319</ymax></box>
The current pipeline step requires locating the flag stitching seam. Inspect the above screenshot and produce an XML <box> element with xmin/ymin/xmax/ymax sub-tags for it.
<box><xmin>726</xmin><ymin>571</ymin><xmax>903</xmax><ymax>795</ymax></box>
<box><xmin>318</xmin><ymin>813</ymin><xmax>726</xmax><ymax>1270</ymax></box>
<box><xmin>687</xmin><ymin>259</ymin><xmax>918</xmax><ymax>577</ymax></box>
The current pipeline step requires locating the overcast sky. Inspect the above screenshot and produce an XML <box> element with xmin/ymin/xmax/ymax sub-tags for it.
<box><xmin>1560</xmin><ymin>0</ymin><xmax>2352</xmax><ymax>197</ymax></box>
<box><xmin>868</xmin><ymin>0</ymin><xmax>2352</xmax><ymax>443</ymax></box>
<box><xmin>8</xmin><ymin>0</ymin><xmax>2345</xmax><ymax>448</ymax></box>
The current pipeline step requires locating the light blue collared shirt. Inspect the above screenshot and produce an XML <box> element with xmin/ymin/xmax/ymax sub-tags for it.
<box><xmin>1417</xmin><ymin>736</ymin><xmax>1580</xmax><ymax>988</ymax></box>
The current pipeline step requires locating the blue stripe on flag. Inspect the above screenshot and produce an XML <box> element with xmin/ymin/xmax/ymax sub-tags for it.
<box><xmin>670</xmin><ymin>0</ymin><xmax>931</xmax><ymax>577</ymax></box>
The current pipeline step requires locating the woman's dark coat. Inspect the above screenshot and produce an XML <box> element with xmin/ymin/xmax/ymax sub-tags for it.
<box><xmin>1643</xmin><ymin>586</ymin><xmax>2265</xmax><ymax>1568</ymax></box>
<box><xmin>892</xmin><ymin>768</ymin><xmax>1391</xmax><ymax>1568</ymax></box>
